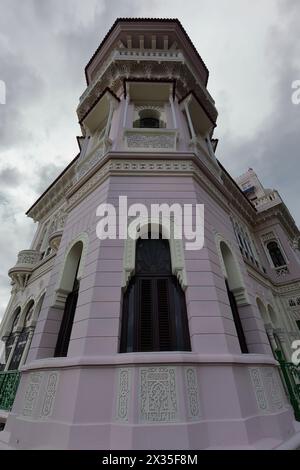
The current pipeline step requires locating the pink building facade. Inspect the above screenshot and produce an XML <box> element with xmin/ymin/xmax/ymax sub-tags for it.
<box><xmin>0</xmin><ymin>19</ymin><xmax>300</xmax><ymax>450</ymax></box>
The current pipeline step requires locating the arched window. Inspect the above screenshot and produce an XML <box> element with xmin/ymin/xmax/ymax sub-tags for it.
<box><xmin>24</xmin><ymin>301</ymin><xmax>35</xmax><ymax>327</ymax></box>
<box><xmin>134</xmin><ymin>109</ymin><xmax>164</xmax><ymax>129</ymax></box>
<box><xmin>140</xmin><ymin>116</ymin><xmax>160</xmax><ymax>128</ymax></box>
<box><xmin>256</xmin><ymin>298</ymin><xmax>268</xmax><ymax>325</ymax></box>
<box><xmin>5</xmin><ymin>307</ymin><xmax>20</xmax><ymax>363</ymax></box>
<box><xmin>120</xmin><ymin>235</ymin><xmax>191</xmax><ymax>353</ymax></box>
<box><xmin>267</xmin><ymin>304</ymin><xmax>278</xmax><ymax>328</ymax></box>
<box><xmin>273</xmin><ymin>332</ymin><xmax>286</xmax><ymax>360</ymax></box>
<box><xmin>219</xmin><ymin>241</ymin><xmax>248</xmax><ymax>354</ymax></box>
<box><xmin>8</xmin><ymin>301</ymin><xmax>34</xmax><ymax>371</ymax></box>
<box><xmin>54</xmin><ymin>241</ymin><xmax>83</xmax><ymax>357</ymax></box>
<box><xmin>256</xmin><ymin>298</ymin><xmax>276</xmax><ymax>356</ymax></box>
<box><xmin>266</xmin><ymin>241</ymin><xmax>286</xmax><ymax>267</ymax></box>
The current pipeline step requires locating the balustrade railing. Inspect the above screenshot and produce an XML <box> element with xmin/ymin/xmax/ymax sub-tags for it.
<box><xmin>275</xmin><ymin>350</ymin><xmax>300</xmax><ymax>421</ymax></box>
<box><xmin>0</xmin><ymin>370</ymin><xmax>20</xmax><ymax>411</ymax></box>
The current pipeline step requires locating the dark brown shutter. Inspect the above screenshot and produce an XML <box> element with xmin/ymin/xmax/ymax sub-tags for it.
<box><xmin>157</xmin><ymin>278</ymin><xmax>171</xmax><ymax>351</ymax></box>
<box><xmin>120</xmin><ymin>236</ymin><xmax>191</xmax><ymax>353</ymax></box>
<box><xmin>138</xmin><ymin>279</ymin><xmax>153</xmax><ymax>351</ymax></box>
<box><xmin>54</xmin><ymin>281</ymin><xmax>79</xmax><ymax>357</ymax></box>
<box><xmin>8</xmin><ymin>330</ymin><xmax>29</xmax><ymax>370</ymax></box>
<box><xmin>225</xmin><ymin>280</ymin><xmax>248</xmax><ymax>354</ymax></box>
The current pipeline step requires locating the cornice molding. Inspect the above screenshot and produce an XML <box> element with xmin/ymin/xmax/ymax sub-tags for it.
<box><xmin>255</xmin><ymin>203</ymin><xmax>300</xmax><ymax>240</ymax></box>
<box><xmin>77</xmin><ymin>59</ymin><xmax>217</xmax><ymax>125</ymax></box>
<box><xmin>66</xmin><ymin>152</ymin><xmax>230</xmax><ymax>214</ymax></box>
<box><xmin>246</xmin><ymin>260</ymin><xmax>300</xmax><ymax>295</ymax></box>
<box><xmin>27</xmin><ymin>163</ymin><xmax>76</xmax><ymax>222</ymax></box>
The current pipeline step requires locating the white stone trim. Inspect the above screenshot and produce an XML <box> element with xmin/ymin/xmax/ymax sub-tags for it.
<box><xmin>30</xmin><ymin>290</ymin><xmax>47</xmax><ymax>326</ymax></box>
<box><xmin>261</xmin><ymin>232</ymin><xmax>288</xmax><ymax>268</ymax></box>
<box><xmin>115</xmin><ymin>368</ymin><xmax>131</xmax><ymax>422</ymax></box>
<box><xmin>52</xmin><ymin>232</ymin><xmax>89</xmax><ymax>309</ymax></box>
<box><xmin>18</xmin><ymin>296</ymin><xmax>35</xmax><ymax>329</ymax></box>
<box><xmin>214</xmin><ymin>232</ymin><xmax>250</xmax><ymax>306</ymax></box>
<box><xmin>66</xmin><ymin>158</ymin><xmax>228</xmax><ymax>215</ymax></box>
<box><xmin>184</xmin><ymin>366</ymin><xmax>201</xmax><ymax>420</ymax></box>
<box><xmin>1</xmin><ymin>304</ymin><xmax>22</xmax><ymax>338</ymax></box>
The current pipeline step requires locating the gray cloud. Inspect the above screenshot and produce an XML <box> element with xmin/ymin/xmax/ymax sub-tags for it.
<box><xmin>0</xmin><ymin>49</ymin><xmax>44</xmax><ymax>149</ymax></box>
<box><xmin>0</xmin><ymin>0</ymin><xmax>299</xmax><ymax>327</ymax></box>
<box><xmin>0</xmin><ymin>0</ymin><xmax>141</xmax><ymax>322</ymax></box>
<box><xmin>0</xmin><ymin>167</ymin><xmax>22</xmax><ymax>187</ymax></box>
<box><xmin>33</xmin><ymin>161</ymin><xmax>65</xmax><ymax>194</ymax></box>
<box><xmin>217</xmin><ymin>0</ymin><xmax>300</xmax><ymax>224</ymax></box>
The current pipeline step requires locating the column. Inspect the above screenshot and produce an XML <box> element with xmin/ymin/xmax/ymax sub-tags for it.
<box><xmin>265</xmin><ymin>323</ymin><xmax>278</xmax><ymax>355</ymax></box>
<box><xmin>105</xmin><ymin>99</ymin><xmax>114</xmax><ymax>140</ymax></box>
<box><xmin>19</xmin><ymin>328</ymin><xmax>34</xmax><ymax>368</ymax></box>
<box><xmin>122</xmin><ymin>94</ymin><xmax>129</xmax><ymax>128</ymax></box>
<box><xmin>169</xmin><ymin>95</ymin><xmax>177</xmax><ymax>128</ymax></box>
<box><xmin>4</xmin><ymin>333</ymin><xmax>20</xmax><ymax>371</ymax></box>
<box><xmin>206</xmin><ymin>132</ymin><xmax>219</xmax><ymax>165</ymax></box>
<box><xmin>183</xmin><ymin>99</ymin><xmax>196</xmax><ymax>141</ymax></box>
<box><xmin>274</xmin><ymin>327</ymin><xmax>291</xmax><ymax>360</ymax></box>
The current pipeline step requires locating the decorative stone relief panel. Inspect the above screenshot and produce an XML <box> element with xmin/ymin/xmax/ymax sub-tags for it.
<box><xmin>22</xmin><ymin>370</ymin><xmax>59</xmax><ymax>419</ymax></box>
<box><xmin>261</xmin><ymin>232</ymin><xmax>276</xmax><ymax>243</ymax></box>
<box><xmin>126</xmin><ymin>132</ymin><xmax>176</xmax><ymax>150</ymax></box>
<box><xmin>184</xmin><ymin>367</ymin><xmax>201</xmax><ymax>420</ymax></box>
<box><xmin>249</xmin><ymin>367</ymin><xmax>285</xmax><ymax>413</ymax></box>
<box><xmin>23</xmin><ymin>371</ymin><xmax>44</xmax><ymax>417</ymax></box>
<box><xmin>116</xmin><ymin>368</ymin><xmax>131</xmax><ymax>422</ymax></box>
<box><xmin>263</xmin><ymin>367</ymin><xmax>285</xmax><ymax>412</ymax></box>
<box><xmin>40</xmin><ymin>371</ymin><xmax>60</xmax><ymax>419</ymax></box>
<box><xmin>139</xmin><ymin>366</ymin><xmax>178</xmax><ymax>423</ymax></box>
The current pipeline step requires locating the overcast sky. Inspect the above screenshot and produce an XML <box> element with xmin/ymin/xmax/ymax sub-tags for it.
<box><xmin>0</xmin><ymin>0</ymin><xmax>299</xmax><ymax>322</ymax></box>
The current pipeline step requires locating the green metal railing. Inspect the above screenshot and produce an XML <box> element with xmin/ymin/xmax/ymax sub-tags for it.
<box><xmin>0</xmin><ymin>370</ymin><xmax>20</xmax><ymax>411</ymax></box>
<box><xmin>275</xmin><ymin>350</ymin><xmax>300</xmax><ymax>421</ymax></box>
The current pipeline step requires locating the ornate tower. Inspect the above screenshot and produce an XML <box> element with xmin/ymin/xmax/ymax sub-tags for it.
<box><xmin>0</xmin><ymin>19</ymin><xmax>300</xmax><ymax>449</ymax></box>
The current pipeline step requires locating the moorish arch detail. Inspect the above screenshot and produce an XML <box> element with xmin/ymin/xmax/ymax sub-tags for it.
<box><xmin>122</xmin><ymin>216</ymin><xmax>187</xmax><ymax>290</ymax></box>
<box><xmin>52</xmin><ymin>232</ymin><xmax>89</xmax><ymax>309</ymax></box>
<box><xmin>214</xmin><ymin>232</ymin><xmax>250</xmax><ymax>306</ymax></box>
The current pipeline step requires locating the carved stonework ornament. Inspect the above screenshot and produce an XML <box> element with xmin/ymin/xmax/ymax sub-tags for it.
<box><xmin>139</xmin><ymin>366</ymin><xmax>178</xmax><ymax>423</ymax></box>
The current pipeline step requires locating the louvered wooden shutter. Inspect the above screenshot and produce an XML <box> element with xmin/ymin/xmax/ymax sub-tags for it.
<box><xmin>157</xmin><ymin>278</ymin><xmax>171</xmax><ymax>351</ymax></box>
<box><xmin>225</xmin><ymin>280</ymin><xmax>248</xmax><ymax>354</ymax></box>
<box><xmin>138</xmin><ymin>279</ymin><xmax>153</xmax><ymax>351</ymax></box>
<box><xmin>120</xmin><ymin>237</ymin><xmax>191</xmax><ymax>353</ymax></box>
<box><xmin>54</xmin><ymin>283</ymin><xmax>79</xmax><ymax>357</ymax></box>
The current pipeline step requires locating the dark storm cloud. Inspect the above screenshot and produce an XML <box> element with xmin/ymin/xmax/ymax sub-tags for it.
<box><xmin>218</xmin><ymin>0</ymin><xmax>300</xmax><ymax>225</ymax></box>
